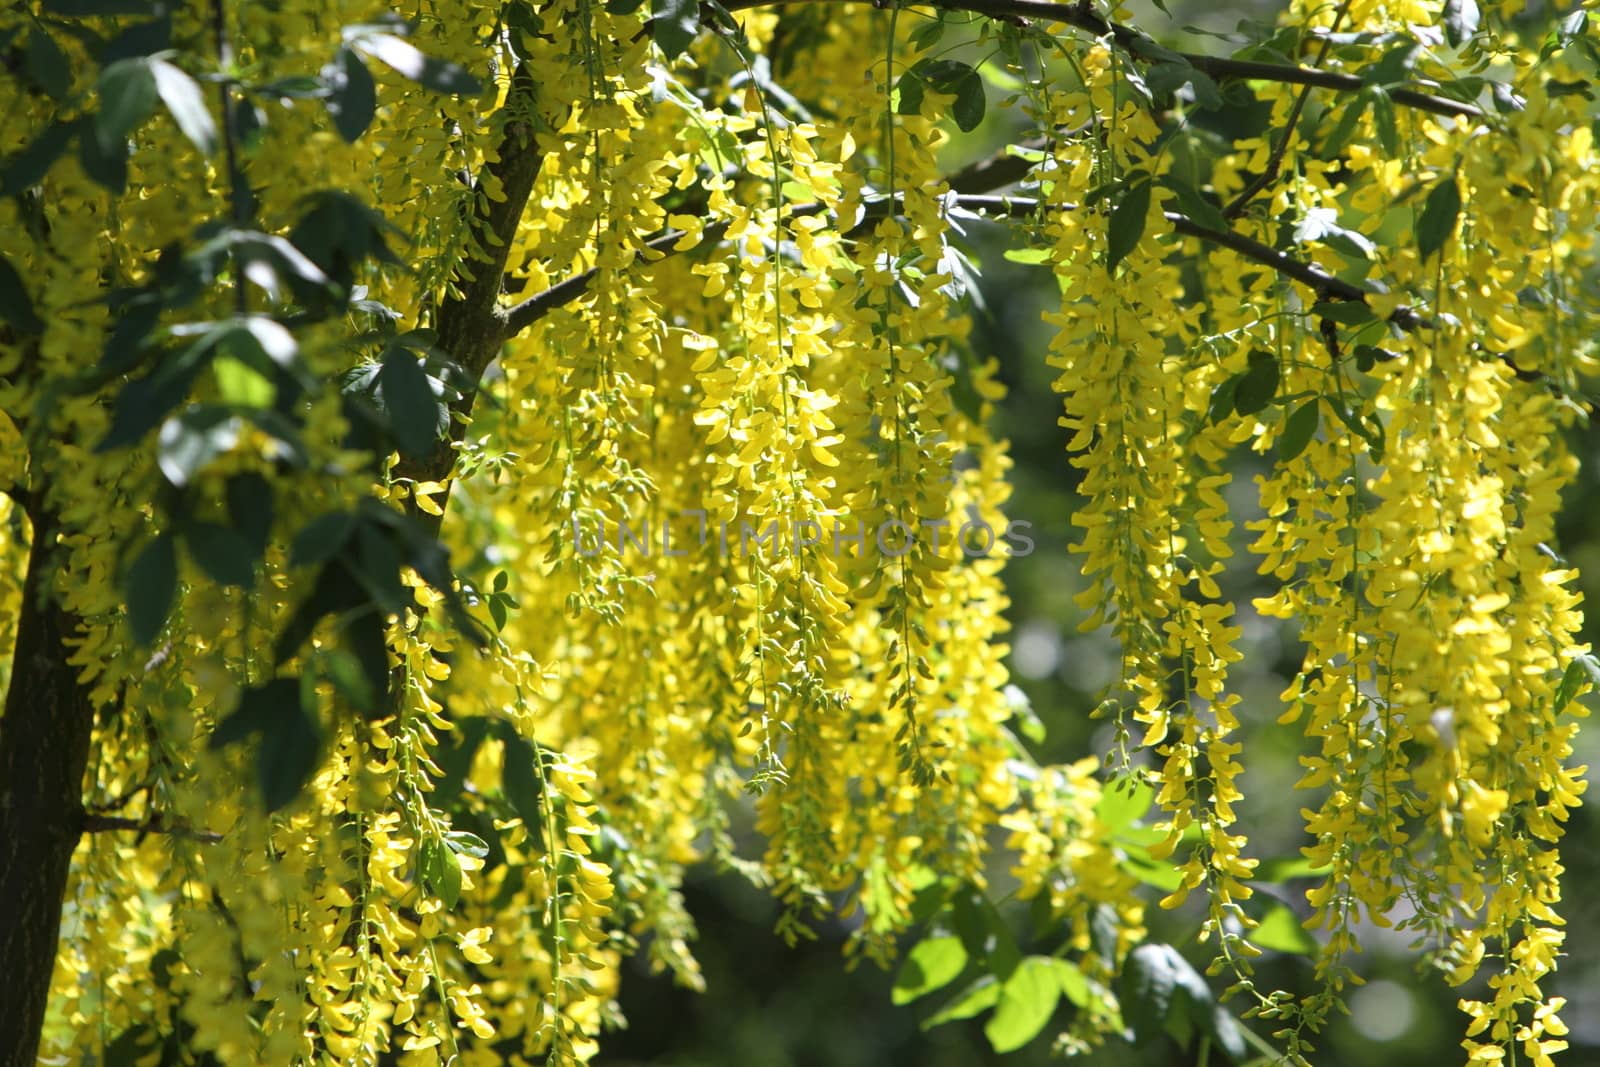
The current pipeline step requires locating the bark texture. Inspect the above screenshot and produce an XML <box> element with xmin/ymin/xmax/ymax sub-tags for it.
<box><xmin>0</xmin><ymin>503</ymin><xmax>95</xmax><ymax>1067</ymax></box>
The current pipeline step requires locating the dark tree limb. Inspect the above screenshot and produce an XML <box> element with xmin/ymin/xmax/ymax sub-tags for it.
<box><xmin>81</xmin><ymin>813</ymin><xmax>223</xmax><ymax>844</ymax></box>
<box><xmin>0</xmin><ymin>502</ymin><xmax>97</xmax><ymax>1067</ymax></box>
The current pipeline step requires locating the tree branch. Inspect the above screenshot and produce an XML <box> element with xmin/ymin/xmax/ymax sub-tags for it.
<box><xmin>501</xmin><ymin>173</ymin><xmax>1424</xmax><ymax>343</ymax></box>
<box><xmin>81</xmin><ymin>813</ymin><xmax>223</xmax><ymax>844</ymax></box>
<box><xmin>719</xmin><ymin>0</ymin><xmax>1482</xmax><ymax>120</ymax></box>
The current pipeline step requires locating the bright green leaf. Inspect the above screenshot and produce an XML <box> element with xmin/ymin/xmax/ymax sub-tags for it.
<box><xmin>893</xmin><ymin>936</ymin><xmax>969</xmax><ymax>1006</ymax></box>
<box><xmin>1251</xmin><ymin>898</ymin><xmax>1318</xmax><ymax>955</ymax></box>
<box><xmin>985</xmin><ymin>957</ymin><xmax>1061</xmax><ymax>1053</ymax></box>
<box><xmin>922</xmin><ymin>976</ymin><xmax>1000</xmax><ymax>1029</ymax></box>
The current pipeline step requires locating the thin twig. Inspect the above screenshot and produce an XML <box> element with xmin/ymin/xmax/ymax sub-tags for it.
<box><xmin>81</xmin><ymin>812</ymin><xmax>223</xmax><ymax>844</ymax></box>
<box><xmin>1223</xmin><ymin>0</ymin><xmax>1354</xmax><ymax>219</ymax></box>
<box><xmin>717</xmin><ymin>0</ymin><xmax>1482</xmax><ymax>120</ymax></box>
<box><xmin>501</xmin><ymin>188</ymin><xmax>1425</xmax><ymax>339</ymax></box>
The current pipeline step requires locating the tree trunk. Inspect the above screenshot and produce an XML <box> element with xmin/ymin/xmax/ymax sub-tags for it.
<box><xmin>0</xmin><ymin>502</ymin><xmax>96</xmax><ymax>1067</ymax></box>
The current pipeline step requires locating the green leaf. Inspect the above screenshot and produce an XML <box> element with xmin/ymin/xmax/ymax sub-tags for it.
<box><xmin>1232</xmin><ymin>349</ymin><xmax>1280</xmax><ymax>416</ymax></box>
<box><xmin>0</xmin><ymin>252</ymin><xmax>44</xmax><ymax>336</ymax></box>
<box><xmin>210</xmin><ymin>678</ymin><xmax>294</xmax><ymax>749</ymax></box>
<box><xmin>1160</xmin><ymin>175</ymin><xmax>1227</xmax><ymax>232</ymax></box>
<box><xmin>985</xmin><ymin>957</ymin><xmax>1061</xmax><ymax>1053</ymax></box>
<box><xmin>1320</xmin><ymin>94</ymin><xmax>1369</xmax><ymax>158</ymax></box>
<box><xmin>1096</xmin><ymin>775</ymin><xmax>1154</xmax><ymax>830</ymax></box>
<box><xmin>1370</xmin><ymin>88</ymin><xmax>1399</xmax><ymax>156</ymax></box>
<box><xmin>213</xmin><ymin>355</ymin><xmax>275</xmax><ymax>407</ymax></box>
<box><xmin>606</xmin><ymin>0</ymin><xmax>647</xmax><ymax>12</ymax></box>
<box><xmin>430</xmin><ymin>839</ymin><xmax>463</xmax><ymax>907</ymax></box>
<box><xmin>1144</xmin><ymin>60</ymin><xmax>1221</xmax><ymax>110</ymax></box>
<box><xmin>1442</xmin><ymin>0</ymin><xmax>1480</xmax><ymax>46</ymax></box>
<box><xmin>652</xmin><ymin>0</ymin><xmax>700</xmax><ymax>60</ymax></box>
<box><xmin>95</xmin><ymin>58</ymin><xmax>160</xmax><ymax>157</ymax></box>
<box><xmin>227</xmin><ymin>472</ymin><xmax>274</xmax><ymax>555</ymax></box>
<box><xmin>79</xmin><ymin>113</ymin><xmax>129</xmax><ymax>193</ymax></box>
<box><xmin>1255</xmin><ymin>854</ymin><xmax>1330</xmax><ymax>882</ymax></box>
<box><xmin>323</xmin><ymin>47</ymin><xmax>376</xmax><ymax>143</ymax></box>
<box><xmin>125</xmin><ymin>534</ymin><xmax>177</xmax><ymax>646</ymax></box>
<box><xmin>949</xmin><ymin>68</ymin><xmax>986</xmax><ymax>132</ymax></box>
<box><xmin>377</xmin><ymin>346</ymin><xmax>444</xmax><ymax>457</ymax></box>
<box><xmin>893</xmin><ymin>935</ymin><xmax>969</xmax><ymax>1005</ymax></box>
<box><xmin>1554</xmin><ymin>658</ymin><xmax>1589</xmax><ymax>712</ymax></box>
<box><xmin>913</xmin><ymin>60</ymin><xmax>986</xmax><ymax>132</ymax></box>
<box><xmin>157</xmin><ymin>407</ymin><xmax>241</xmax><ymax>487</ymax></box>
<box><xmin>1251</xmin><ymin>898</ymin><xmax>1318</xmax><ymax>955</ymax></box>
<box><xmin>1106</xmin><ymin>177</ymin><xmax>1151</xmax><ymax>275</ymax></box>
<box><xmin>1312</xmin><ymin>300</ymin><xmax>1376</xmax><ymax>327</ymax></box>
<box><xmin>317</xmin><ymin>646</ymin><xmax>377</xmax><ymax>711</ymax></box>
<box><xmin>257</xmin><ymin>698</ymin><xmax>320</xmax><ymax>812</ymax></box>
<box><xmin>499</xmin><ymin>727</ymin><xmax>545</xmax><ymax>829</ymax></box>
<box><xmin>290</xmin><ymin>511</ymin><xmax>356</xmax><ymax>566</ymax></box>
<box><xmin>150</xmin><ymin>59</ymin><xmax>217</xmax><ymax>155</ymax></box>
<box><xmin>24</xmin><ymin>29</ymin><xmax>72</xmax><ymax>101</ymax></box>
<box><xmin>1206</xmin><ymin>372</ymin><xmax>1241</xmax><ymax>425</ymax></box>
<box><xmin>894</xmin><ymin>68</ymin><xmax>926</xmax><ymax>116</ymax></box>
<box><xmin>1416</xmin><ymin>174</ymin><xmax>1462</xmax><ymax>260</ymax></box>
<box><xmin>183</xmin><ymin>521</ymin><xmax>256</xmax><ymax>588</ymax></box>
<box><xmin>340</xmin><ymin>608</ymin><xmax>390</xmax><ymax>711</ymax></box>
<box><xmin>1052</xmin><ymin>959</ymin><xmax>1089</xmax><ymax>1007</ymax></box>
<box><xmin>354</xmin><ymin>33</ymin><xmax>481</xmax><ymax>95</ymax></box>
<box><xmin>444</xmin><ymin>830</ymin><xmax>490</xmax><ymax>859</ymax></box>
<box><xmin>922</xmin><ymin>976</ymin><xmax>1000</xmax><ymax>1029</ymax></box>
<box><xmin>1278</xmin><ymin>400</ymin><xmax>1319</xmax><ymax>462</ymax></box>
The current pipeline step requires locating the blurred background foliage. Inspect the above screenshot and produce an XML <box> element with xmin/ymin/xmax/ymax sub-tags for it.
<box><xmin>594</xmin><ymin>0</ymin><xmax>1600</xmax><ymax>1062</ymax></box>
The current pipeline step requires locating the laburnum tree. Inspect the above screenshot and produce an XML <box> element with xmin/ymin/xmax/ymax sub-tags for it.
<box><xmin>1</xmin><ymin>0</ymin><xmax>1597</xmax><ymax>1064</ymax></box>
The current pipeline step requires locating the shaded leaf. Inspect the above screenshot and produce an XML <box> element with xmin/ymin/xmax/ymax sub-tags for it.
<box><xmin>377</xmin><ymin>345</ymin><xmax>444</xmax><ymax>457</ymax></box>
<box><xmin>1</xmin><ymin>120</ymin><xmax>78</xmax><ymax>197</ymax></box>
<box><xmin>257</xmin><ymin>699</ymin><xmax>320</xmax><ymax>812</ymax></box>
<box><xmin>322</xmin><ymin>46</ymin><xmax>376</xmax><ymax>143</ymax></box>
<box><xmin>23</xmin><ymin>29</ymin><xmax>72</xmax><ymax>100</ymax></box>
<box><xmin>652</xmin><ymin>0</ymin><xmax>700</xmax><ymax>60</ymax></box>
<box><xmin>226</xmin><ymin>472</ymin><xmax>274</xmax><ymax>554</ymax></box>
<box><xmin>1278</xmin><ymin>400</ymin><xmax>1319</xmax><ymax>462</ymax></box>
<box><xmin>1106</xmin><ymin>176</ymin><xmax>1151</xmax><ymax>275</ymax></box>
<box><xmin>125</xmin><ymin>534</ymin><xmax>177</xmax><ymax>646</ymax></box>
<box><xmin>290</xmin><ymin>511</ymin><xmax>356</xmax><ymax>566</ymax></box>
<box><xmin>1233</xmin><ymin>349</ymin><xmax>1280</xmax><ymax>416</ymax></box>
<box><xmin>0</xmin><ymin>253</ymin><xmax>44</xmax><ymax>335</ymax></box>
<box><xmin>183</xmin><ymin>520</ymin><xmax>256</xmax><ymax>588</ymax></box>
<box><xmin>96</xmin><ymin>57</ymin><xmax>159</xmax><ymax>156</ymax></box>
<box><xmin>1416</xmin><ymin>174</ymin><xmax>1462</xmax><ymax>260</ymax></box>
